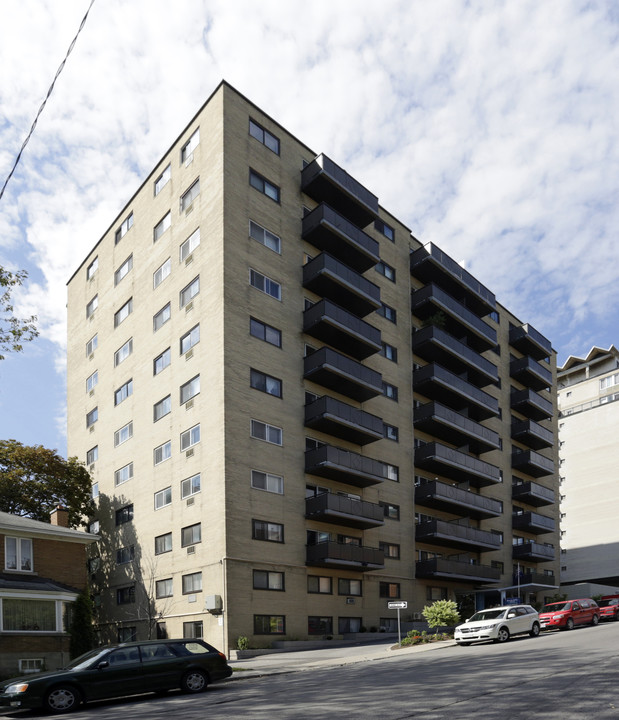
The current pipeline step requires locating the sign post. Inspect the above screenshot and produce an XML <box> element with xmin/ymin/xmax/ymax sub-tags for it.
<box><xmin>388</xmin><ymin>601</ymin><xmax>408</xmax><ymax>646</ymax></box>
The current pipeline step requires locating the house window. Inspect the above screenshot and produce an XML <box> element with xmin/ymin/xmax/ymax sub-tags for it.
<box><xmin>180</xmin><ymin>228</ymin><xmax>200</xmax><ymax>261</ymax></box>
<box><xmin>254</xmin><ymin>615</ymin><xmax>285</xmax><ymax>634</ymax></box>
<box><xmin>114</xmin><ymin>462</ymin><xmax>133</xmax><ymax>486</ymax></box>
<box><xmin>385</xmin><ymin>464</ymin><xmax>399</xmax><ymax>482</ymax></box>
<box><xmin>154</xmin><ymin>441</ymin><xmax>172</xmax><ymax>466</ymax></box>
<box><xmin>86</xmin><ymin>446</ymin><xmax>98</xmax><ymax>465</ymax></box>
<box><xmin>156</xmin><ymin>579</ymin><xmax>173</xmax><ymax>599</ymax></box>
<box><xmin>253</xmin><ymin>570</ymin><xmax>284</xmax><ymax>591</ymax></box>
<box><xmin>114</xmin><ymin>379</ymin><xmax>133</xmax><ymax>406</ymax></box>
<box><xmin>181</xmin><ymin>523</ymin><xmax>201</xmax><ymax>547</ymax></box>
<box><xmin>116</xmin><ymin>586</ymin><xmax>135</xmax><ymax>605</ymax></box>
<box><xmin>114</xmin><ymin>338</ymin><xmax>133</xmax><ymax>366</ymax></box>
<box><xmin>181</xmin><ymin>129</ymin><xmax>200</xmax><ymax>162</ymax></box>
<box><xmin>249</xmin><ymin>220</ymin><xmax>281</xmax><ymax>253</ymax></box>
<box><xmin>117</xmin><ymin>626</ymin><xmax>137</xmax><ymax>642</ymax></box>
<box><xmin>5</xmin><ymin>537</ymin><xmax>33</xmax><ymax>571</ymax></box>
<box><xmin>180</xmin><ymin>423</ymin><xmax>200</xmax><ymax>451</ymax></box>
<box><xmin>380</xmin><ymin>502</ymin><xmax>400</xmax><ymax>520</ymax></box>
<box><xmin>379</xmin><ymin>582</ymin><xmax>400</xmax><ymax>598</ymax></box>
<box><xmin>338</xmin><ymin>617</ymin><xmax>362</xmax><ymax>634</ymax></box>
<box><xmin>180</xmin><ymin>179</ymin><xmax>200</xmax><ymax>211</ymax></box>
<box><xmin>153</xmin><ymin>395</ymin><xmax>171</xmax><ymax>421</ymax></box>
<box><xmin>153</xmin><ymin>347</ymin><xmax>171</xmax><ymax>375</ymax></box>
<box><xmin>86</xmin><ymin>370</ymin><xmax>98</xmax><ymax>394</ymax></box>
<box><xmin>338</xmin><ymin>579</ymin><xmax>362</xmax><ymax>596</ymax></box>
<box><xmin>2</xmin><ymin>599</ymin><xmax>56</xmax><ymax>631</ymax></box>
<box><xmin>249</xmin><ymin>169</ymin><xmax>280</xmax><ymax>202</ymax></box>
<box><xmin>180</xmin><ymin>276</ymin><xmax>200</xmax><ymax>308</ymax></box>
<box><xmin>379</xmin><ymin>542</ymin><xmax>400</xmax><ymax>559</ymax></box>
<box><xmin>249</xmin><ymin>119</ymin><xmax>280</xmax><ymax>154</ymax></box>
<box><xmin>153</xmin><ymin>258</ymin><xmax>171</xmax><ymax>288</ymax></box>
<box><xmin>250</xmin><ymin>419</ymin><xmax>282</xmax><ymax>445</ymax></box>
<box><xmin>153</xmin><ymin>303</ymin><xmax>171</xmax><ymax>331</ymax></box>
<box><xmin>250</xmin><ymin>269</ymin><xmax>281</xmax><ymax>300</ymax></box>
<box><xmin>252</xmin><ymin>520</ymin><xmax>284</xmax><ymax>543</ymax></box>
<box><xmin>182</xmin><ymin>572</ymin><xmax>202</xmax><ymax>594</ymax></box>
<box><xmin>180</xmin><ymin>375</ymin><xmax>200</xmax><ymax>404</ymax></box>
<box><xmin>154</xmin><ymin>487</ymin><xmax>172</xmax><ymax>510</ymax></box>
<box><xmin>86</xmin><ymin>407</ymin><xmax>98</xmax><ymax>428</ymax></box>
<box><xmin>114</xmin><ymin>298</ymin><xmax>133</xmax><ymax>328</ymax></box>
<box><xmin>115</xmin><ymin>504</ymin><xmax>133</xmax><ymax>525</ymax></box>
<box><xmin>308</xmin><ymin>617</ymin><xmax>333</xmax><ymax>635</ymax></box>
<box><xmin>307</xmin><ymin>576</ymin><xmax>332</xmax><ymax>594</ymax></box>
<box><xmin>86</xmin><ymin>295</ymin><xmax>98</xmax><ymax>318</ymax></box>
<box><xmin>251</xmin><ymin>470</ymin><xmax>283</xmax><ymax>494</ymax></box>
<box><xmin>114</xmin><ymin>421</ymin><xmax>133</xmax><ymax>446</ymax></box>
<box><xmin>377</xmin><ymin>303</ymin><xmax>396</xmax><ymax>323</ymax></box>
<box><xmin>380</xmin><ymin>342</ymin><xmax>397</xmax><ymax>362</ymax></box>
<box><xmin>181</xmin><ymin>473</ymin><xmax>201</xmax><ymax>499</ymax></box>
<box><xmin>155</xmin><ymin>533</ymin><xmax>172</xmax><ymax>555</ymax></box>
<box><xmin>183</xmin><ymin>620</ymin><xmax>203</xmax><ymax>638</ymax></box>
<box><xmin>154</xmin><ymin>164</ymin><xmax>171</xmax><ymax>195</ymax></box>
<box><xmin>116</xmin><ymin>546</ymin><xmax>135</xmax><ymax>565</ymax></box>
<box><xmin>115</xmin><ymin>212</ymin><xmax>133</xmax><ymax>244</ymax></box>
<box><xmin>250</xmin><ymin>369</ymin><xmax>282</xmax><ymax>397</ymax></box>
<box><xmin>114</xmin><ymin>255</ymin><xmax>133</xmax><ymax>286</ymax></box>
<box><xmin>180</xmin><ymin>324</ymin><xmax>200</xmax><ymax>354</ymax></box>
<box><xmin>89</xmin><ymin>520</ymin><xmax>100</xmax><ymax>534</ymax></box>
<box><xmin>382</xmin><ymin>382</ymin><xmax>398</xmax><ymax>401</ymax></box>
<box><xmin>86</xmin><ymin>334</ymin><xmax>98</xmax><ymax>356</ymax></box>
<box><xmin>86</xmin><ymin>257</ymin><xmax>98</xmax><ymax>280</ymax></box>
<box><xmin>384</xmin><ymin>424</ymin><xmax>399</xmax><ymax>441</ymax></box>
<box><xmin>374</xmin><ymin>219</ymin><xmax>394</xmax><ymax>242</ymax></box>
<box><xmin>153</xmin><ymin>213</ymin><xmax>171</xmax><ymax>243</ymax></box>
<box><xmin>376</xmin><ymin>261</ymin><xmax>396</xmax><ymax>282</ymax></box>
<box><xmin>250</xmin><ymin>317</ymin><xmax>282</xmax><ymax>347</ymax></box>
<box><xmin>19</xmin><ymin>658</ymin><xmax>45</xmax><ymax>674</ymax></box>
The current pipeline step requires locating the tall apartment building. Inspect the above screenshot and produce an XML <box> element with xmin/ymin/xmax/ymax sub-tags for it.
<box><xmin>557</xmin><ymin>345</ymin><xmax>619</xmax><ymax>592</ymax></box>
<box><xmin>67</xmin><ymin>81</ymin><xmax>560</xmax><ymax>652</ymax></box>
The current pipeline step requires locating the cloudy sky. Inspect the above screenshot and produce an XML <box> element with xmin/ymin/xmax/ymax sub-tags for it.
<box><xmin>1</xmin><ymin>0</ymin><xmax>618</xmax><ymax>456</ymax></box>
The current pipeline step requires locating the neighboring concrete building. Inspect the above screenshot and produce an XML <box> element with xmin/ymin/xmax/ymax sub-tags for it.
<box><xmin>66</xmin><ymin>81</ymin><xmax>559</xmax><ymax>653</ymax></box>
<box><xmin>0</xmin><ymin>508</ymin><xmax>97</xmax><ymax>676</ymax></box>
<box><xmin>557</xmin><ymin>345</ymin><xmax>619</xmax><ymax>594</ymax></box>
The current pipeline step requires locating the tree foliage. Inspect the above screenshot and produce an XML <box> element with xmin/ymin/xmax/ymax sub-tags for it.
<box><xmin>0</xmin><ymin>267</ymin><xmax>38</xmax><ymax>360</ymax></box>
<box><xmin>0</xmin><ymin>440</ymin><xmax>94</xmax><ymax>527</ymax></box>
<box><xmin>68</xmin><ymin>590</ymin><xmax>95</xmax><ymax>658</ymax></box>
<box><xmin>422</xmin><ymin>599</ymin><xmax>461</xmax><ymax>631</ymax></box>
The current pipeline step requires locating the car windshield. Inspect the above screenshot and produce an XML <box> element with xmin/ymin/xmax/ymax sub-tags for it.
<box><xmin>469</xmin><ymin>609</ymin><xmax>506</xmax><ymax>621</ymax></box>
<box><xmin>64</xmin><ymin>648</ymin><xmax>111</xmax><ymax>670</ymax></box>
<box><xmin>542</xmin><ymin>602</ymin><xmax>570</xmax><ymax>613</ymax></box>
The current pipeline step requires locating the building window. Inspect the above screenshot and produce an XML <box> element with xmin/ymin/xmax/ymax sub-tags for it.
<box><xmin>180</xmin><ymin>228</ymin><xmax>200</xmax><ymax>262</ymax></box>
<box><xmin>249</xmin><ymin>119</ymin><xmax>280</xmax><ymax>154</ymax></box>
<box><xmin>114</xmin><ymin>462</ymin><xmax>133</xmax><ymax>486</ymax></box>
<box><xmin>114</xmin><ymin>255</ymin><xmax>133</xmax><ymax>286</ymax></box>
<box><xmin>379</xmin><ymin>582</ymin><xmax>400</xmax><ymax>598</ymax></box>
<box><xmin>153</xmin><ymin>258</ymin><xmax>171</xmax><ymax>288</ymax></box>
<box><xmin>379</xmin><ymin>542</ymin><xmax>400</xmax><ymax>559</ymax></box>
<box><xmin>249</xmin><ymin>169</ymin><xmax>280</xmax><ymax>202</ymax></box>
<box><xmin>183</xmin><ymin>620</ymin><xmax>203</xmax><ymax>638</ymax></box>
<box><xmin>180</xmin><ymin>179</ymin><xmax>200</xmax><ymax>211</ymax></box>
<box><xmin>154</xmin><ymin>441</ymin><xmax>171</xmax><ymax>466</ymax></box>
<box><xmin>86</xmin><ymin>295</ymin><xmax>98</xmax><ymax>318</ymax></box>
<box><xmin>385</xmin><ymin>464</ymin><xmax>399</xmax><ymax>482</ymax></box>
<box><xmin>382</xmin><ymin>382</ymin><xmax>398</xmax><ymax>401</ymax></box>
<box><xmin>181</xmin><ymin>128</ymin><xmax>200</xmax><ymax>162</ymax></box>
<box><xmin>114</xmin><ymin>379</ymin><xmax>133</xmax><ymax>406</ymax></box>
<box><xmin>376</xmin><ymin>261</ymin><xmax>396</xmax><ymax>282</ymax></box>
<box><xmin>2</xmin><ymin>599</ymin><xmax>58</xmax><ymax>631</ymax></box>
<box><xmin>427</xmin><ymin>586</ymin><xmax>448</xmax><ymax>601</ymax></box>
<box><xmin>250</xmin><ymin>369</ymin><xmax>282</xmax><ymax>397</ymax></box>
<box><xmin>115</xmin><ymin>212</ymin><xmax>133</xmax><ymax>244</ymax></box>
<box><xmin>156</xmin><ymin>578</ymin><xmax>173</xmax><ymax>599</ymax></box>
<box><xmin>253</xmin><ymin>570</ymin><xmax>285</xmax><ymax>591</ymax></box>
<box><xmin>182</xmin><ymin>572</ymin><xmax>202</xmax><ymax>594</ymax></box>
<box><xmin>180</xmin><ymin>276</ymin><xmax>200</xmax><ymax>308</ymax></box>
<box><xmin>114</xmin><ymin>298</ymin><xmax>133</xmax><ymax>328</ymax></box>
<box><xmin>338</xmin><ymin>579</ymin><xmax>362</xmax><ymax>596</ymax></box>
<box><xmin>600</xmin><ymin>373</ymin><xmax>619</xmax><ymax>390</ymax></box>
<box><xmin>307</xmin><ymin>576</ymin><xmax>332</xmax><ymax>594</ymax></box>
<box><xmin>115</xmin><ymin>504</ymin><xmax>133</xmax><ymax>525</ymax></box>
<box><xmin>181</xmin><ymin>523</ymin><xmax>201</xmax><ymax>547</ymax></box>
<box><xmin>116</xmin><ymin>546</ymin><xmax>135</xmax><ymax>565</ymax></box>
<box><xmin>338</xmin><ymin>617</ymin><xmax>362</xmax><ymax>634</ymax></box>
<box><xmin>89</xmin><ymin>520</ymin><xmax>100</xmax><ymax>534</ymax></box>
<box><xmin>374</xmin><ymin>219</ymin><xmax>394</xmax><ymax>242</ymax></box>
<box><xmin>92</xmin><ymin>482</ymin><xmax>99</xmax><ymax>499</ymax></box>
<box><xmin>4</xmin><ymin>537</ymin><xmax>33</xmax><ymax>571</ymax></box>
<box><xmin>250</xmin><ymin>317</ymin><xmax>282</xmax><ymax>347</ymax></box>
<box><xmin>115</xmin><ymin>626</ymin><xmax>135</xmax><ymax>643</ymax></box>
<box><xmin>181</xmin><ymin>473</ymin><xmax>201</xmax><ymax>499</ymax></box>
<box><xmin>153</xmin><ymin>303</ymin><xmax>171</xmax><ymax>331</ymax></box>
<box><xmin>154</xmin><ymin>487</ymin><xmax>172</xmax><ymax>510</ymax></box>
<box><xmin>87</xmin><ymin>257</ymin><xmax>98</xmax><ymax>280</ymax></box>
<box><xmin>180</xmin><ymin>423</ymin><xmax>200</xmax><ymax>451</ymax></box>
<box><xmin>180</xmin><ymin>324</ymin><xmax>200</xmax><ymax>354</ymax></box>
<box><xmin>114</xmin><ymin>421</ymin><xmax>133</xmax><ymax>446</ymax></box>
<box><xmin>380</xmin><ymin>502</ymin><xmax>400</xmax><ymax>520</ymax></box>
<box><xmin>154</xmin><ymin>164</ymin><xmax>171</xmax><ymax>195</ymax></box>
<box><xmin>153</xmin><ymin>213</ymin><xmax>171</xmax><ymax>243</ymax></box>
<box><xmin>153</xmin><ymin>395</ymin><xmax>171</xmax><ymax>422</ymax></box>
<box><xmin>380</xmin><ymin>342</ymin><xmax>397</xmax><ymax>362</ymax></box>
<box><xmin>377</xmin><ymin>303</ymin><xmax>396</xmax><ymax>323</ymax></box>
<box><xmin>86</xmin><ymin>334</ymin><xmax>98</xmax><ymax>356</ymax></box>
<box><xmin>86</xmin><ymin>407</ymin><xmax>98</xmax><ymax>428</ymax></box>
<box><xmin>251</xmin><ymin>470</ymin><xmax>284</xmax><ymax>495</ymax></box>
<box><xmin>116</xmin><ymin>586</ymin><xmax>135</xmax><ymax>605</ymax></box>
<box><xmin>384</xmin><ymin>424</ymin><xmax>399</xmax><ymax>441</ymax></box>
<box><xmin>180</xmin><ymin>375</ymin><xmax>200</xmax><ymax>404</ymax></box>
<box><xmin>249</xmin><ymin>269</ymin><xmax>281</xmax><ymax>300</ymax></box>
<box><xmin>155</xmin><ymin>533</ymin><xmax>172</xmax><ymax>555</ymax></box>
<box><xmin>114</xmin><ymin>338</ymin><xmax>133</xmax><ymax>366</ymax></box>
<box><xmin>254</xmin><ymin>615</ymin><xmax>285</xmax><ymax>634</ymax></box>
<box><xmin>308</xmin><ymin>616</ymin><xmax>333</xmax><ymax>635</ymax></box>
<box><xmin>86</xmin><ymin>370</ymin><xmax>98</xmax><ymax>394</ymax></box>
<box><xmin>252</xmin><ymin>520</ymin><xmax>284</xmax><ymax>543</ymax></box>
<box><xmin>249</xmin><ymin>220</ymin><xmax>281</xmax><ymax>253</ymax></box>
<box><xmin>250</xmin><ymin>419</ymin><xmax>282</xmax><ymax>445</ymax></box>
<box><xmin>153</xmin><ymin>347</ymin><xmax>171</xmax><ymax>375</ymax></box>
<box><xmin>86</xmin><ymin>446</ymin><xmax>98</xmax><ymax>465</ymax></box>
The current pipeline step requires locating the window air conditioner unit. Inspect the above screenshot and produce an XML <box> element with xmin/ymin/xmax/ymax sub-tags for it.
<box><xmin>185</xmin><ymin>301</ymin><xmax>194</xmax><ymax>313</ymax></box>
<box><xmin>89</xmin><ymin>426</ymin><xmax>95</xmax><ymax>433</ymax></box>
<box><xmin>89</xmin><ymin>390</ymin><xmax>95</xmax><ymax>397</ymax></box>
<box><xmin>413</xmin><ymin>612</ymin><xmax>422</xmax><ymax>620</ymax></box>
<box><xmin>185</xmin><ymin>203</ymin><xmax>194</xmax><ymax>215</ymax></box>
<box><xmin>185</xmin><ymin>153</ymin><xmax>193</xmax><ymax>167</ymax></box>
<box><xmin>187</xmin><ymin>545</ymin><xmax>195</xmax><ymax>554</ymax></box>
<box><xmin>185</xmin><ymin>448</ymin><xmax>194</xmax><ymax>458</ymax></box>
<box><xmin>346</xmin><ymin>597</ymin><xmax>355</xmax><ymax>605</ymax></box>
<box><xmin>186</xmin><ymin>497</ymin><xmax>195</xmax><ymax>507</ymax></box>
<box><xmin>185</xmin><ymin>254</ymin><xmax>193</xmax><ymax>265</ymax></box>
<box><xmin>185</xmin><ymin>349</ymin><xmax>194</xmax><ymax>360</ymax></box>
<box><xmin>186</xmin><ymin>399</ymin><xmax>194</xmax><ymax>410</ymax></box>
<box><xmin>89</xmin><ymin>314</ymin><xmax>95</xmax><ymax>321</ymax></box>
<box><xmin>88</xmin><ymin>353</ymin><xmax>95</xmax><ymax>361</ymax></box>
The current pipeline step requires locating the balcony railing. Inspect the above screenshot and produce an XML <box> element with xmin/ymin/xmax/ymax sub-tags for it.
<box><xmin>302</xmin><ymin>155</ymin><xmax>379</xmax><ymax>228</ymax></box>
<box><xmin>305</xmin><ymin>444</ymin><xmax>387</xmax><ymax>488</ymax></box>
<box><xmin>415</xmin><ymin>519</ymin><xmax>502</xmax><ymax>552</ymax></box>
<box><xmin>304</xmin><ymin>347</ymin><xmax>382</xmax><ymax>402</ymax></box>
<box><xmin>416</xmin><ymin>558</ymin><xmax>501</xmax><ymax>583</ymax></box>
<box><xmin>511</xmin><ymin>419</ymin><xmax>553</xmax><ymax>450</ymax></box>
<box><xmin>414</xmin><ymin>401</ymin><xmax>500</xmax><ymax>454</ymax></box>
<box><xmin>512</xmin><ymin>541</ymin><xmax>555</xmax><ymax>562</ymax></box>
<box><xmin>512</xmin><ymin>510</ymin><xmax>556</xmax><ymax>534</ymax></box>
<box><xmin>511</xmin><ymin>388</ymin><xmax>553</xmax><ymax>421</ymax></box>
<box><xmin>415</xmin><ymin>478</ymin><xmax>503</xmax><ymax>519</ymax></box>
<box><xmin>304</xmin><ymin>395</ymin><xmax>384</xmax><ymax>445</ymax></box>
<box><xmin>306</xmin><ymin>540</ymin><xmax>385</xmax><ymax>570</ymax></box>
<box><xmin>509</xmin><ymin>323</ymin><xmax>552</xmax><ymax>361</ymax></box>
<box><xmin>512</xmin><ymin>449</ymin><xmax>555</xmax><ymax>478</ymax></box>
<box><xmin>303</xmin><ymin>253</ymin><xmax>381</xmax><ymax>317</ymax></box>
<box><xmin>415</xmin><ymin>441</ymin><xmax>502</xmax><ymax>487</ymax></box>
<box><xmin>510</xmin><ymin>355</ymin><xmax>552</xmax><ymax>391</ymax></box>
<box><xmin>305</xmin><ymin>493</ymin><xmax>384</xmax><ymax>530</ymax></box>
<box><xmin>512</xmin><ymin>480</ymin><xmax>555</xmax><ymax>507</ymax></box>
<box><xmin>513</xmin><ymin>571</ymin><xmax>556</xmax><ymax>587</ymax></box>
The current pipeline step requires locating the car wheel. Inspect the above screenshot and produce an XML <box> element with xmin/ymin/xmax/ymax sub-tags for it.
<box><xmin>592</xmin><ymin>614</ymin><xmax>599</xmax><ymax>626</ymax></box>
<box><xmin>45</xmin><ymin>686</ymin><xmax>81</xmax><ymax>714</ymax></box>
<box><xmin>181</xmin><ymin>669</ymin><xmax>208</xmax><ymax>693</ymax></box>
<box><xmin>494</xmin><ymin>627</ymin><xmax>510</xmax><ymax>643</ymax></box>
<box><xmin>529</xmin><ymin>622</ymin><xmax>540</xmax><ymax>638</ymax></box>
<box><xmin>565</xmin><ymin>618</ymin><xmax>575</xmax><ymax>631</ymax></box>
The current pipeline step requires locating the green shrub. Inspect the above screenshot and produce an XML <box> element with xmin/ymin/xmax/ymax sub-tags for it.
<box><xmin>236</xmin><ymin>635</ymin><xmax>249</xmax><ymax>650</ymax></box>
<box><xmin>422</xmin><ymin>600</ymin><xmax>460</xmax><ymax>632</ymax></box>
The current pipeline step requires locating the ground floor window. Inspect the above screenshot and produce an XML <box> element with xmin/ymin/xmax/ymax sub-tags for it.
<box><xmin>1</xmin><ymin>598</ymin><xmax>60</xmax><ymax>632</ymax></box>
<box><xmin>308</xmin><ymin>616</ymin><xmax>332</xmax><ymax>635</ymax></box>
<box><xmin>254</xmin><ymin>615</ymin><xmax>285</xmax><ymax>634</ymax></box>
<box><xmin>338</xmin><ymin>617</ymin><xmax>361</xmax><ymax>634</ymax></box>
<box><xmin>380</xmin><ymin>618</ymin><xmax>398</xmax><ymax>632</ymax></box>
<box><xmin>19</xmin><ymin>658</ymin><xmax>44</xmax><ymax>674</ymax></box>
<box><xmin>117</xmin><ymin>626</ymin><xmax>136</xmax><ymax>642</ymax></box>
<box><xmin>183</xmin><ymin>621</ymin><xmax>203</xmax><ymax>638</ymax></box>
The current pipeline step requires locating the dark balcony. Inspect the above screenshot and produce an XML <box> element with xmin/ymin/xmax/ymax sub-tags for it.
<box><xmin>304</xmin><ymin>347</ymin><xmax>382</xmax><ymax>402</ymax></box>
<box><xmin>302</xmin><ymin>204</ymin><xmax>380</xmax><ymax>272</ymax></box>
<box><xmin>509</xmin><ymin>323</ymin><xmax>552</xmax><ymax>361</ymax></box>
<box><xmin>513</xmin><ymin>510</ymin><xmax>556</xmax><ymax>535</ymax></box>
<box><xmin>412</xmin><ymin>325</ymin><xmax>498</xmax><ymax>387</ymax></box>
<box><xmin>511</xmin><ymin>388</ymin><xmax>553</xmax><ymax>421</ymax></box>
<box><xmin>510</xmin><ymin>355</ymin><xmax>552</xmax><ymax>391</ymax></box>
<box><xmin>512</xmin><ymin>449</ymin><xmax>555</xmax><ymax>478</ymax></box>
<box><xmin>411</xmin><ymin>284</ymin><xmax>497</xmax><ymax>352</ymax></box>
<box><xmin>303</xmin><ymin>298</ymin><xmax>381</xmax><ymax>360</ymax></box>
<box><xmin>414</xmin><ymin>401</ymin><xmax>500</xmax><ymax>454</ymax></box>
<box><xmin>306</xmin><ymin>540</ymin><xmax>385</xmax><ymax>570</ymax></box>
<box><xmin>415</xmin><ymin>442</ymin><xmax>502</xmax><ymax>488</ymax></box>
<box><xmin>511</xmin><ymin>419</ymin><xmax>553</xmax><ymax>450</ymax></box>
<box><xmin>413</xmin><ymin>363</ymin><xmax>499</xmax><ymax>421</ymax></box>
<box><xmin>416</xmin><ymin>558</ymin><xmax>501</xmax><ymax>583</ymax></box>
<box><xmin>305</xmin><ymin>445</ymin><xmax>387</xmax><ymax>488</ymax></box>
<box><xmin>301</xmin><ymin>155</ymin><xmax>379</xmax><ymax>228</ymax></box>
<box><xmin>305</xmin><ymin>493</ymin><xmax>384</xmax><ymax>530</ymax></box>
<box><xmin>415</xmin><ymin>479</ymin><xmax>503</xmax><ymax>519</ymax></box>
<box><xmin>512</xmin><ymin>541</ymin><xmax>555</xmax><ymax>562</ymax></box>
<box><xmin>410</xmin><ymin>243</ymin><xmax>496</xmax><ymax>316</ymax></box>
<box><xmin>416</xmin><ymin>519</ymin><xmax>502</xmax><ymax>552</ymax></box>
<box><xmin>513</xmin><ymin>570</ymin><xmax>556</xmax><ymax>587</ymax></box>
<box><xmin>512</xmin><ymin>480</ymin><xmax>555</xmax><ymax>507</ymax></box>
<box><xmin>305</xmin><ymin>395</ymin><xmax>383</xmax><ymax>445</ymax></box>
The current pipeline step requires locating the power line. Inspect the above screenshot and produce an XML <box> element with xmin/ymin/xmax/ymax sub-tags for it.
<box><xmin>0</xmin><ymin>0</ymin><xmax>96</xmax><ymax>202</ymax></box>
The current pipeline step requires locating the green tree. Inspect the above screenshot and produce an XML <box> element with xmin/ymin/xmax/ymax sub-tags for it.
<box><xmin>0</xmin><ymin>267</ymin><xmax>38</xmax><ymax>360</ymax></box>
<box><xmin>422</xmin><ymin>599</ymin><xmax>460</xmax><ymax>632</ymax></box>
<box><xmin>0</xmin><ymin>440</ymin><xmax>94</xmax><ymax>528</ymax></box>
<box><xmin>68</xmin><ymin>590</ymin><xmax>95</xmax><ymax>658</ymax></box>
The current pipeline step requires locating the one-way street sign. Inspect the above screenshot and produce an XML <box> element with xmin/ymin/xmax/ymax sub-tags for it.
<box><xmin>387</xmin><ymin>601</ymin><xmax>408</xmax><ymax>609</ymax></box>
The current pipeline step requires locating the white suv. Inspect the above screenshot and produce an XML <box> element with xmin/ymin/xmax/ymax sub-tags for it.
<box><xmin>455</xmin><ymin>604</ymin><xmax>540</xmax><ymax>646</ymax></box>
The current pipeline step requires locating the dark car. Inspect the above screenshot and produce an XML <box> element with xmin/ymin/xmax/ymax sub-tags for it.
<box><xmin>0</xmin><ymin>638</ymin><xmax>232</xmax><ymax>714</ymax></box>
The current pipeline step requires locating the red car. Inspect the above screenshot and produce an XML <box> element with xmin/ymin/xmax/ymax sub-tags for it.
<box><xmin>597</xmin><ymin>596</ymin><xmax>619</xmax><ymax>621</ymax></box>
<box><xmin>539</xmin><ymin>598</ymin><xmax>600</xmax><ymax>630</ymax></box>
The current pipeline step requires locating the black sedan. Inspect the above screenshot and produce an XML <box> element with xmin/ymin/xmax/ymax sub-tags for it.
<box><xmin>0</xmin><ymin>638</ymin><xmax>233</xmax><ymax>713</ymax></box>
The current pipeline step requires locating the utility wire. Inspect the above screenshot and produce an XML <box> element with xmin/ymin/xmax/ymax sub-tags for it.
<box><xmin>0</xmin><ymin>0</ymin><xmax>96</xmax><ymax>202</ymax></box>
